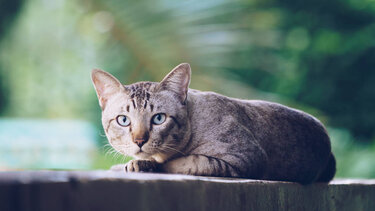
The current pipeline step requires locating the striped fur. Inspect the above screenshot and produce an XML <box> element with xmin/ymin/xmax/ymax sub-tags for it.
<box><xmin>92</xmin><ymin>63</ymin><xmax>336</xmax><ymax>184</ymax></box>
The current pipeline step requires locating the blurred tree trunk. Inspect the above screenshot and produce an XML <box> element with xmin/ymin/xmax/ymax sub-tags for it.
<box><xmin>0</xmin><ymin>0</ymin><xmax>24</xmax><ymax>113</ymax></box>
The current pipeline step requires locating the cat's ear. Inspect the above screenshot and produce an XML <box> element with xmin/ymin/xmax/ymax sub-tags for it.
<box><xmin>91</xmin><ymin>69</ymin><xmax>125</xmax><ymax>110</ymax></box>
<box><xmin>158</xmin><ymin>63</ymin><xmax>191</xmax><ymax>104</ymax></box>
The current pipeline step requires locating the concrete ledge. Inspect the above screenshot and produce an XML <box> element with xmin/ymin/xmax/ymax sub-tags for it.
<box><xmin>0</xmin><ymin>171</ymin><xmax>374</xmax><ymax>211</ymax></box>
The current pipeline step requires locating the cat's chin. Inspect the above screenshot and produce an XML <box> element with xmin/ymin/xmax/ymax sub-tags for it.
<box><xmin>133</xmin><ymin>151</ymin><xmax>152</xmax><ymax>159</ymax></box>
<box><xmin>132</xmin><ymin>150</ymin><xmax>169</xmax><ymax>163</ymax></box>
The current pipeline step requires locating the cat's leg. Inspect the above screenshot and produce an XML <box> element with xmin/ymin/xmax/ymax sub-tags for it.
<box><xmin>109</xmin><ymin>160</ymin><xmax>160</xmax><ymax>172</ymax></box>
<box><xmin>162</xmin><ymin>155</ymin><xmax>242</xmax><ymax>177</ymax></box>
<box><xmin>123</xmin><ymin>159</ymin><xmax>161</xmax><ymax>172</ymax></box>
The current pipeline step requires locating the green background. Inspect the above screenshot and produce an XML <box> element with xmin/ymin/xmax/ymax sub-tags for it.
<box><xmin>0</xmin><ymin>0</ymin><xmax>374</xmax><ymax>178</ymax></box>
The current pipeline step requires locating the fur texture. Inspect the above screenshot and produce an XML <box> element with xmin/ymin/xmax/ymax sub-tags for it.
<box><xmin>92</xmin><ymin>63</ymin><xmax>336</xmax><ymax>184</ymax></box>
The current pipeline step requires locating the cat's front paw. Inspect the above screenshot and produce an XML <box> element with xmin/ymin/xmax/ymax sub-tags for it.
<box><xmin>124</xmin><ymin>160</ymin><xmax>160</xmax><ymax>172</ymax></box>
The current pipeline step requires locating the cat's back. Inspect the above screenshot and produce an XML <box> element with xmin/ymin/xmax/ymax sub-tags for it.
<box><xmin>188</xmin><ymin>89</ymin><xmax>327</xmax><ymax>136</ymax></box>
<box><xmin>188</xmin><ymin>89</ymin><xmax>330</xmax><ymax>151</ymax></box>
<box><xmin>187</xmin><ymin>89</ymin><xmax>318</xmax><ymax>125</ymax></box>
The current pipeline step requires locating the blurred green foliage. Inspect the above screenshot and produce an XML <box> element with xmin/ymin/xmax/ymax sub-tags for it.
<box><xmin>0</xmin><ymin>0</ymin><xmax>374</xmax><ymax>177</ymax></box>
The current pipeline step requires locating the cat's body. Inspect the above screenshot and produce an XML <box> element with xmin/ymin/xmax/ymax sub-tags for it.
<box><xmin>92</xmin><ymin>63</ymin><xmax>336</xmax><ymax>184</ymax></box>
<box><xmin>184</xmin><ymin>90</ymin><xmax>335</xmax><ymax>183</ymax></box>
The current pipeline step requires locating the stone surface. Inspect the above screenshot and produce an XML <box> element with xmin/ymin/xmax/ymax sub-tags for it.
<box><xmin>0</xmin><ymin>171</ymin><xmax>374</xmax><ymax>211</ymax></box>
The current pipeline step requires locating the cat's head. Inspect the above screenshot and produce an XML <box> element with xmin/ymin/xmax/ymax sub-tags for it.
<box><xmin>91</xmin><ymin>63</ymin><xmax>191</xmax><ymax>162</ymax></box>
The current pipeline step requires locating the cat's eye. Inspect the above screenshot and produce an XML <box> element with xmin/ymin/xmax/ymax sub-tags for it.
<box><xmin>152</xmin><ymin>113</ymin><xmax>166</xmax><ymax>125</ymax></box>
<box><xmin>116</xmin><ymin>115</ymin><xmax>131</xmax><ymax>127</ymax></box>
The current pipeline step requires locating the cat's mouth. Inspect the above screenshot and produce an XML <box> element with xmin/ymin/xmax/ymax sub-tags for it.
<box><xmin>136</xmin><ymin>146</ymin><xmax>148</xmax><ymax>153</ymax></box>
<box><xmin>134</xmin><ymin>149</ymin><xmax>152</xmax><ymax>158</ymax></box>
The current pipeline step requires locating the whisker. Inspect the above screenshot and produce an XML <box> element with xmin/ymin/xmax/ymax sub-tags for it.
<box><xmin>102</xmin><ymin>144</ymin><xmax>128</xmax><ymax>161</ymax></box>
<box><xmin>161</xmin><ymin>145</ymin><xmax>186</xmax><ymax>156</ymax></box>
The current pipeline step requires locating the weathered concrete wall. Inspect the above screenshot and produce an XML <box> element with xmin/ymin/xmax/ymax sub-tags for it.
<box><xmin>0</xmin><ymin>171</ymin><xmax>374</xmax><ymax>211</ymax></box>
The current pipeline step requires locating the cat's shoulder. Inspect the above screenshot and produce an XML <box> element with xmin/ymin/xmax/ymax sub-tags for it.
<box><xmin>187</xmin><ymin>89</ymin><xmax>234</xmax><ymax>105</ymax></box>
<box><xmin>187</xmin><ymin>89</ymin><xmax>317</xmax><ymax>119</ymax></box>
<box><xmin>187</xmin><ymin>89</ymin><xmax>280</xmax><ymax>107</ymax></box>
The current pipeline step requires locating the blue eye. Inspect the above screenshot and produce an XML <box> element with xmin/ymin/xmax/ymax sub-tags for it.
<box><xmin>152</xmin><ymin>113</ymin><xmax>166</xmax><ymax>125</ymax></box>
<box><xmin>116</xmin><ymin>115</ymin><xmax>131</xmax><ymax>127</ymax></box>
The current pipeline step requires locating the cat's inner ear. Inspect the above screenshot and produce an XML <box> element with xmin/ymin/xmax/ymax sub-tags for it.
<box><xmin>91</xmin><ymin>69</ymin><xmax>125</xmax><ymax>110</ymax></box>
<box><xmin>158</xmin><ymin>63</ymin><xmax>191</xmax><ymax>104</ymax></box>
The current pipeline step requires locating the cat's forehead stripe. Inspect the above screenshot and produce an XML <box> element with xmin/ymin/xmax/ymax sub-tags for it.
<box><xmin>129</xmin><ymin>82</ymin><xmax>154</xmax><ymax>100</ymax></box>
<box><xmin>127</xmin><ymin>82</ymin><xmax>156</xmax><ymax>111</ymax></box>
<box><xmin>131</xmin><ymin>99</ymin><xmax>137</xmax><ymax>109</ymax></box>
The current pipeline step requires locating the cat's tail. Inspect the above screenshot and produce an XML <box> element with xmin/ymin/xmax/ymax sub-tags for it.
<box><xmin>316</xmin><ymin>153</ymin><xmax>336</xmax><ymax>182</ymax></box>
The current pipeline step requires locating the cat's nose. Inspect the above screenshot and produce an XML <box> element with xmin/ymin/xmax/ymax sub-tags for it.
<box><xmin>134</xmin><ymin>138</ymin><xmax>147</xmax><ymax>148</ymax></box>
<box><xmin>132</xmin><ymin>127</ymin><xmax>149</xmax><ymax>148</ymax></box>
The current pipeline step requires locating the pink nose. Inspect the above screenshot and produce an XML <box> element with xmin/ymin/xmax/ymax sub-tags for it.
<box><xmin>134</xmin><ymin>139</ymin><xmax>146</xmax><ymax>148</ymax></box>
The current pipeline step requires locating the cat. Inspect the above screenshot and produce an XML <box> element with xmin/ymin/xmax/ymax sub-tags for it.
<box><xmin>91</xmin><ymin>63</ymin><xmax>336</xmax><ymax>184</ymax></box>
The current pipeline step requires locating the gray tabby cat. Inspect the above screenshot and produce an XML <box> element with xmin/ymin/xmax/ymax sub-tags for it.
<box><xmin>91</xmin><ymin>63</ymin><xmax>336</xmax><ymax>184</ymax></box>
